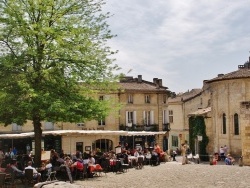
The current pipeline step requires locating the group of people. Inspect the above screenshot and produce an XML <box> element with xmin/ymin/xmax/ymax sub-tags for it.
<box><xmin>1</xmin><ymin>142</ymin><xmax>168</xmax><ymax>183</ymax></box>
<box><xmin>7</xmin><ymin>159</ymin><xmax>41</xmax><ymax>183</ymax></box>
<box><xmin>212</xmin><ymin>145</ymin><xmax>236</xmax><ymax>165</ymax></box>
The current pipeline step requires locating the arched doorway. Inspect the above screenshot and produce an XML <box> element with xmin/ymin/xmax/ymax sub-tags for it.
<box><xmin>92</xmin><ymin>139</ymin><xmax>113</xmax><ymax>152</ymax></box>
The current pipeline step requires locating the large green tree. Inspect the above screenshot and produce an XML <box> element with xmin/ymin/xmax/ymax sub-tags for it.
<box><xmin>0</xmin><ymin>0</ymin><xmax>120</xmax><ymax>166</ymax></box>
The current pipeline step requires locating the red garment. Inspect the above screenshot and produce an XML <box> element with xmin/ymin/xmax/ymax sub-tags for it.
<box><xmin>76</xmin><ymin>161</ymin><xmax>83</xmax><ymax>169</ymax></box>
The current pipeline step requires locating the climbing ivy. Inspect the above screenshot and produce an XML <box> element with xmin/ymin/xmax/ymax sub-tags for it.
<box><xmin>189</xmin><ymin>116</ymin><xmax>209</xmax><ymax>161</ymax></box>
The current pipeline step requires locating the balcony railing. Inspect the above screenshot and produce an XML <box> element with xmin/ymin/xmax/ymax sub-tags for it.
<box><xmin>163</xmin><ymin>123</ymin><xmax>171</xmax><ymax>131</ymax></box>
<box><xmin>119</xmin><ymin>124</ymin><xmax>159</xmax><ymax>132</ymax></box>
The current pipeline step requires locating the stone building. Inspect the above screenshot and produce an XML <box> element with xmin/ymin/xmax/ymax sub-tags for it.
<box><xmin>169</xmin><ymin>56</ymin><xmax>250</xmax><ymax>165</ymax></box>
<box><xmin>0</xmin><ymin>75</ymin><xmax>170</xmax><ymax>155</ymax></box>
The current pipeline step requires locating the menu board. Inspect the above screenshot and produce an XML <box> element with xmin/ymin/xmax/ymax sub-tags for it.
<box><xmin>41</xmin><ymin>150</ymin><xmax>51</xmax><ymax>161</ymax></box>
<box><xmin>115</xmin><ymin>146</ymin><xmax>121</xmax><ymax>154</ymax></box>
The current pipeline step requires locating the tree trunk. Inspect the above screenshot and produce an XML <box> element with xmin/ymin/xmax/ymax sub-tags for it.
<box><xmin>33</xmin><ymin>117</ymin><xmax>42</xmax><ymax>167</ymax></box>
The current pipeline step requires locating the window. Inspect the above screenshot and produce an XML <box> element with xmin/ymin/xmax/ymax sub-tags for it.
<box><xmin>126</xmin><ymin>111</ymin><xmax>137</xmax><ymax>125</ymax></box>
<box><xmin>12</xmin><ymin>123</ymin><xmax>22</xmax><ymax>131</ymax></box>
<box><xmin>163</xmin><ymin>94</ymin><xmax>167</xmax><ymax>104</ymax></box>
<box><xmin>98</xmin><ymin>118</ymin><xmax>106</xmax><ymax>126</ymax></box>
<box><xmin>169</xmin><ymin>110</ymin><xmax>173</xmax><ymax>123</ymax></box>
<box><xmin>208</xmin><ymin>99</ymin><xmax>211</xmax><ymax>106</ymax></box>
<box><xmin>99</xmin><ymin>95</ymin><xmax>104</xmax><ymax>101</ymax></box>
<box><xmin>128</xmin><ymin>94</ymin><xmax>133</xmax><ymax>103</ymax></box>
<box><xmin>234</xmin><ymin>113</ymin><xmax>239</xmax><ymax>135</ymax></box>
<box><xmin>172</xmin><ymin>135</ymin><xmax>178</xmax><ymax>147</ymax></box>
<box><xmin>145</xmin><ymin>95</ymin><xmax>150</xmax><ymax>103</ymax></box>
<box><xmin>162</xmin><ymin>110</ymin><xmax>168</xmax><ymax>124</ymax></box>
<box><xmin>143</xmin><ymin>110</ymin><xmax>154</xmax><ymax>125</ymax></box>
<box><xmin>222</xmin><ymin>113</ymin><xmax>226</xmax><ymax>134</ymax></box>
<box><xmin>44</xmin><ymin>122</ymin><xmax>54</xmax><ymax>130</ymax></box>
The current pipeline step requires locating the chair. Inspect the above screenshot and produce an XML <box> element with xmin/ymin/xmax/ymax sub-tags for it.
<box><xmin>74</xmin><ymin>167</ymin><xmax>84</xmax><ymax>180</ymax></box>
<box><xmin>0</xmin><ymin>173</ymin><xmax>6</xmax><ymax>188</ymax></box>
<box><xmin>92</xmin><ymin>164</ymin><xmax>104</xmax><ymax>177</ymax></box>
<box><xmin>193</xmin><ymin>154</ymin><xmax>200</xmax><ymax>164</ymax></box>
<box><xmin>187</xmin><ymin>153</ymin><xmax>193</xmax><ymax>163</ymax></box>
<box><xmin>119</xmin><ymin>158</ymin><xmax>129</xmax><ymax>172</ymax></box>
<box><xmin>46</xmin><ymin>171</ymin><xmax>57</xmax><ymax>181</ymax></box>
<box><xmin>145</xmin><ymin>154</ymin><xmax>151</xmax><ymax>165</ymax></box>
<box><xmin>137</xmin><ymin>157</ymin><xmax>144</xmax><ymax>169</ymax></box>
<box><xmin>25</xmin><ymin>169</ymin><xmax>37</xmax><ymax>186</ymax></box>
<box><xmin>4</xmin><ymin>167</ymin><xmax>19</xmax><ymax>187</ymax></box>
<box><xmin>82</xmin><ymin>164</ymin><xmax>88</xmax><ymax>180</ymax></box>
<box><xmin>100</xmin><ymin>159</ymin><xmax>109</xmax><ymax>177</ymax></box>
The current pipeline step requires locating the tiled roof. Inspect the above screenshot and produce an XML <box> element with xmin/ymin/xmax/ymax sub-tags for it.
<box><xmin>205</xmin><ymin>69</ymin><xmax>250</xmax><ymax>83</ymax></box>
<box><xmin>118</xmin><ymin>75</ymin><xmax>168</xmax><ymax>92</ymax></box>
<box><xmin>168</xmin><ymin>89</ymin><xmax>202</xmax><ymax>102</ymax></box>
<box><xmin>119</xmin><ymin>82</ymin><xmax>167</xmax><ymax>91</ymax></box>
<box><xmin>119</xmin><ymin>82</ymin><xmax>165</xmax><ymax>90</ymax></box>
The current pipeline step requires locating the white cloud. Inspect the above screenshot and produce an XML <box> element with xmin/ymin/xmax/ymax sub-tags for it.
<box><xmin>104</xmin><ymin>0</ymin><xmax>250</xmax><ymax>92</ymax></box>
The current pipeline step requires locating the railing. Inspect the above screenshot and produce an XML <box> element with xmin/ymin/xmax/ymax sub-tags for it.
<box><xmin>119</xmin><ymin>124</ymin><xmax>159</xmax><ymax>131</ymax></box>
<box><xmin>163</xmin><ymin>123</ymin><xmax>171</xmax><ymax>131</ymax></box>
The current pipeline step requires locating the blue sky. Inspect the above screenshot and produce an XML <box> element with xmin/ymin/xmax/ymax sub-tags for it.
<box><xmin>103</xmin><ymin>0</ymin><xmax>250</xmax><ymax>93</ymax></box>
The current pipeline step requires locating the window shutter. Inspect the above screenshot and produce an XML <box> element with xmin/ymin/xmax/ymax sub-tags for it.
<box><xmin>126</xmin><ymin>111</ymin><xmax>128</xmax><ymax>125</ymax></box>
<box><xmin>143</xmin><ymin>111</ymin><xmax>146</xmax><ymax>124</ymax></box>
<box><xmin>150</xmin><ymin>111</ymin><xmax>154</xmax><ymax>124</ymax></box>
<box><xmin>133</xmin><ymin>111</ymin><xmax>137</xmax><ymax>125</ymax></box>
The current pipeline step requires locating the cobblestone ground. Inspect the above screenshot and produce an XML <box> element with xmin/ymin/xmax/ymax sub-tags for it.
<box><xmin>33</xmin><ymin>157</ymin><xmax>250</xmax><ymax>188</ymax></box>
<box><xmin>71</xmin><ymin>161</ymin><xmax>250</xmax><ymax>188</ymax></box>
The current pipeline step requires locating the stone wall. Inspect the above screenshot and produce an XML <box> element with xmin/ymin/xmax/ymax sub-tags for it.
<box><xmin>240</xmin><ymin>102</ymin><xmax>250</xmax><ymax>166</ymax></box>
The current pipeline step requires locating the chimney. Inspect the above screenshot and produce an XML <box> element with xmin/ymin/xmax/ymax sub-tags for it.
<box><xmin>158</xmin><ymin>79</ymin><xmax>162</xmax><ymax>87</ymax></box>
<box><xmin>217</xmin><ymin>74</ymin><xmax>224</xmax><ymax>77</ymax></box>
<box><xmin>138</xmin><ymin>75</ymin><xmax>142</xmax><ymax>83</ymax></box>
<box><xmin>153</xmin><ymin>78</ymin><xmax>158</xmax><ymax>84</ymax></box>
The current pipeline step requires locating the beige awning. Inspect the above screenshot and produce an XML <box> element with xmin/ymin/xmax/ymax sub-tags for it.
<box><xmin>0</xmin><ymin>130</ymin><xmax>167</xmax><ymax>139</ymax></box>
<box><xmin>188</xmin><ymin>107</ymin><xmax>211</xmax><ymax>116</ymax></box>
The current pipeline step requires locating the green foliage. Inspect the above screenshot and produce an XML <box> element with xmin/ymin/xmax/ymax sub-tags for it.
<box><xmin>0</xmin><ymin>0</ymin><xmax>120</xmax><ymax>165</ymax></box>
<box><xmin>189</xmin><ymin>116</ymin><xmax>209</xmax><ymax>160</ymax></box>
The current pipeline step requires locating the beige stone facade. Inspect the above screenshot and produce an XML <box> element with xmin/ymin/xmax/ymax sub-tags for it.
<box><xmin>168</xmin><ymin>57</ymin><xmax>250</xmax><ymax>165</ymax></box>
<box><xmin>0</xmin><ymin>75</ymin><xmax>170</xmax><ymax>155</ymax></box>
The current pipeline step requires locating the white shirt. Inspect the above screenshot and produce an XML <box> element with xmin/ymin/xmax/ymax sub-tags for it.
<box><xmin>25</xmin><ymin>165</ymin><xmax>38</xmax><ymax>174</ymax></box>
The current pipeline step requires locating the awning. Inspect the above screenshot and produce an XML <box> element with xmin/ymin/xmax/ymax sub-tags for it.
<box><xmin>0</xmin><ymin>130</ymin><xmax>167</xmax><ymax>139</ymax></box>
<box><xmin>127</xmin><ymin>131</ymin><xmax>167</xmax><ymax>136</ymax></box>
<box><xmin>188</xmin><ymin>107</ymin><xmax>211</xmax><ymax>116</ymax></box>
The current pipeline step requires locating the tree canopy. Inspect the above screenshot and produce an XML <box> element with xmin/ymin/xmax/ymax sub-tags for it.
<box><xmin>0</xmin><ymin>0</ymin><xmax>120</xmax><ymax>166</ymax></box>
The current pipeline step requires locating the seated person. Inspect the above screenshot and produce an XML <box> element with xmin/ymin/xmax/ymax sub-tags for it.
<box><xmin>88</xmin><ymin>155</ymin><xmax>95</xmax><ymax>166</ymax></box>
<box><xmin>8</xmin><ymin>159</ymin><xmax>25</xmax><ymax>178</ymax></box>
<box><xmin>225</xmin><ymin>154</ymin><xmax>235</xmax><ymax>165</ymax></box>
<box><xmin>24</xmin><ymin>161</ymin><xmax>41</xmax><ymax>182</ymax></box>
<box><xmin>70</xmin><ymin>158</ymin><xmax>83</xmax><ymax>173</ymax></box>
<box><xmin>213</xmin><ymin>153</ymin><xmax>219</xmax><ymax>165</ymax></box>
<box><xmin>64</xmin><ymin>156</ymin><xmax>73</xmax><ymax>167</ymax></box>
<box><xmin>133</xmin><ymin>150</ymin><xmax>140</xmax><ymax>157</ymax></box>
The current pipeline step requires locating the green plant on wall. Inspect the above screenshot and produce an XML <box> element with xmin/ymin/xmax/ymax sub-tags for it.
<box><xmin>189</xmin><ymin>116</ymin><xmax>209</xmax><ymax>161</ymax></box>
